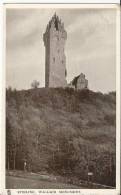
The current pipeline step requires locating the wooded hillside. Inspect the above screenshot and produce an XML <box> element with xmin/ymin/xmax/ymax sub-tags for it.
<box><xmin>6</xmin><ymin>88</ymin><xmax>116</xmax><ymax>187</ymax></box>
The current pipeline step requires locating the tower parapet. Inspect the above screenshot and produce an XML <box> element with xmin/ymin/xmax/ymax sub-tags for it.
<box><xmin>43</xmin><ymin>13</ymin><xmax>67</xmax><ymax>45</ymax></box>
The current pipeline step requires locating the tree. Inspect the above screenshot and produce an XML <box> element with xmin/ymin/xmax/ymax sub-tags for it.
<box><xmin>31</xmin><ymin>80</ymin><xmax>40</xmax><ymax>89</ymax></box>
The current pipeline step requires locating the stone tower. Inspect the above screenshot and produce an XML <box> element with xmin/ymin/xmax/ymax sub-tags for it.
<box><xmin>43</xmin><ymin>13</ymin><xmax>67</xmax><ymax>88</ymax></box>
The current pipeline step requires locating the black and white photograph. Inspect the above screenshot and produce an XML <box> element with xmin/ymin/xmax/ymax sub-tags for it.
<box><xmin>5</xmin><ymin>4</ymin><xmax>120</xmax><ymax>191</ymax></box>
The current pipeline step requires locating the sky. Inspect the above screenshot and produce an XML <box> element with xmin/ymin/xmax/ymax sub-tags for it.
<box><xmin>6</xmin><ymin>7</ymin><xmax>116</xmax><ymax>93</ymax></box>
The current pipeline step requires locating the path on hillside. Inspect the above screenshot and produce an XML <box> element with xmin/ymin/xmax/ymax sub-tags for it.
<box><xmin>6</xmin><ymin>176</ymin><xmax>83</xmax><ymax>189</ymax></box>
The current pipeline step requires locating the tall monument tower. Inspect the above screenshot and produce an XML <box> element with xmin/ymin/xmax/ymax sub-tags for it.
<box><xmin>43</xmin><ymin>13</ymin><xmax>67</xmax><ymax>88</ymax></box>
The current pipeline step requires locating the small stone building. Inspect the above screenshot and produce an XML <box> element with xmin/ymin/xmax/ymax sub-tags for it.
<box><xmin>68</xmin><ymin>73</ymin><xmax>88</xmax><ymax>90</ymax></box>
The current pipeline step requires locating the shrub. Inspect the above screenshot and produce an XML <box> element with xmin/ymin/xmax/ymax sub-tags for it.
<box><xmin>104</xmin><ymin>114</ymin><xmax>116</xmax><ymax>126</ymax></box>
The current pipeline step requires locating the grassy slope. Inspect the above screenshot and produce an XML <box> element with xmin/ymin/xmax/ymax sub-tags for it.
<box><xmin>6</xmin><ymin>176</ymin><xmax>80</xmax><ymax>189</ymax></box>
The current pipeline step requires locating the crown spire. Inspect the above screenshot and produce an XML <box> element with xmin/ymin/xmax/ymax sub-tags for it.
<box><xmin>45</xmin><ymin>13</ymin><xmax>65</xmax><ymax>32</ymax></box>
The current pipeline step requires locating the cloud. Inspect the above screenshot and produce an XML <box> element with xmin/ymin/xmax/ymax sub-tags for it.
<box><xmin>6</xmin><ymin>8</ymin><xmax>116</xmax><ymax>92</ymax></box>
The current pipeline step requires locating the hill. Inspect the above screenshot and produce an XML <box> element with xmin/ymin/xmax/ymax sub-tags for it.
<box><xmin>6</xmin><ymin>87</ymin><xmax>116</xmax><ymax>187</ymax></box>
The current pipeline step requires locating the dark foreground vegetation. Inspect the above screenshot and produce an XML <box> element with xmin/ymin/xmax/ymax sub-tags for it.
<box><xmin>6</xmin><ymin>87</ymin><xmax>116</xmax><ymax>188</ymax></box>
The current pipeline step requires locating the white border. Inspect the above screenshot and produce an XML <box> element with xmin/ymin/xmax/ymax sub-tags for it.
<box><xmin>0</xmin><ymin>3</ymin><xmax>120</xmax><ymax>195</ymax></box>
<box><xmin>116</xmin><ymin>4</ymin><xmax>120</xmax><ymax>191</ymax></box>
<box><xmin>0</xmin><ymin>1</ymin><xmax>5</xmax><ymax>191</ymax></box>
<box><xmin>1</xmin><ymin>0</ymin><xmax>121</xmax><ymax>4</ymax></box>
<box><xmin>4</xmin><ymin>3</ymin><xmax>120</xmax><ymax>8</ymax></box>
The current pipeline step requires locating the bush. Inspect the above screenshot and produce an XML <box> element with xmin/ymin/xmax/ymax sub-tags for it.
<box><xmin>104</xmin><ymin>114</ymin><xmax>116</xmax><ymax>126</ymax></box>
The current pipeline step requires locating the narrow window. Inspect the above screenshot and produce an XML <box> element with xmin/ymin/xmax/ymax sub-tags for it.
<box><xmin>53</xmin><ymin>57</ymin><xmax>55</xmax><ymax>63</ymax></box>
